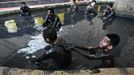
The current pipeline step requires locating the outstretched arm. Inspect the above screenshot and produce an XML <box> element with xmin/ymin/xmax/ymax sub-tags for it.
<box><xmin>73</xmin><ymin>48</ymin><xmax>112</xmax><ymax>60</ymax></box>
<box><xmin>75</xmin><ymin>45</ymin><xmax>99</xmax><ymax>51</ymax></box>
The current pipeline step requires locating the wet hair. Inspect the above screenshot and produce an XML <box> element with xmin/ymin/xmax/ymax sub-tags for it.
<box><xmin>91</xmin><ymin>0</ymin><xmax>96</xmax><ymax>3</ymax></box>
<box><xmin>43</xmin><ymin>28</ymin><xmax>57</xmax><ymax>43</ymax></box>
<box><xmin>108</xmin><ymin>3</ymin><xmax>113</xmax><ymax>8</ymax></box>
<box><xmin>48</xmin><ymin>8</ymin><xmax>55</xmax><ymax>14</ymax></box>
<box><xmin>21</xmin><ymin>2</ymin><xmax>26</xmax><ymax>5</ymax></box>
<box><xmin>73</xmin><ymin>0</ymin><xmax>76</xmax><ymax>2</ymax></box>
<box><xmin>106</xmin><ymin>33</ymin><xmax>120</xmax><ymax>47</ymax></box>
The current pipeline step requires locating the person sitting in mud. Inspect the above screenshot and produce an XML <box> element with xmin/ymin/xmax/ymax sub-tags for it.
<box><xmin>101</xmin><ymin>3</ymin><xmax>115</xmax><ymax>30</ymax></box>
<box><xmin>20</xmin><ymin>2</ymin><xmax>33</xmax><ymax>24</ymax></box>
<box><xmin>35</xmin><ymin>28</ymin><xmax>72</xmax><ymax>70</ymax></box>
<box><xmin>67</xmin><ymin>0</ymin><xmax>79</xmax><ymax>24</ymax></box>
<box><xmin>20</xmin><ymin>2</ymin><xmax>31</xmax><ymax>16</ymax></box>
<box><xmin>84</xmin><ymin>0</ymin><xmax>97</xmax><ymax>25</ymax></box>
<box><xmin>74</xmin><ymin>33</ymin><xmax>120</xmax><ymax>70</ymax></box>
<box><xmin>43</xmin><ymin>8</ymin><xmax>62</xmax><ymax>31</ymax></box>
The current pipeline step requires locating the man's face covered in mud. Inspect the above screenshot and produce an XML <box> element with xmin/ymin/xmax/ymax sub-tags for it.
<box><xmin>99</xmin><ymin>36</ymin><xmax>112</xmax><ymax>49</ymax></box>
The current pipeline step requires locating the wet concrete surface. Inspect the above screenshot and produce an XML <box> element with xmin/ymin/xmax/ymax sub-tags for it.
<box><xmin>0</xmin><ymin>9</ymin><xmax>134</xmax><ymax>69</ymax></box>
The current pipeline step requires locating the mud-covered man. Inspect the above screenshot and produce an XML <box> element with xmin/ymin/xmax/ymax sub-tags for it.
<box><xmin>20</xmin><ymin>2</ymin><xmax>31</xmax><ymax>16</ymax></box>
<box><xmin>84</xmin><ymin>0</ymin><xmax>97</xmax><ymax>25</ymax></box>
<box><xmin>35</xmin><ymin>28</ymin><xmax>72</xmax><ymax>70</ymax></box>
<box><xmin>74</xmin><ymin>33</ymin><xmax>120</xmax><ymax>69</ymax></box>
<box><xmin>101</xmin><ymin>3</ymin><xmax>115</xmax><ymax>29</ymax></box>
<box><xmin>20</xmin><ymin>2</ymin><xmax>34</xmax><ymax>24</ymax></box>
<box><xmin>43</xmin><ymin>8</ymin><xmax>62</xmax><ymax>31</ymax></box>
<box><xmin>67</xmin><ymin>0</ymin><xmax>79</xmax><ymax>24</ymax></box>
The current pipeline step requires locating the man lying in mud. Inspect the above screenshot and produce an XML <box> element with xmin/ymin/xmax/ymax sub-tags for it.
<box><xmin>34</xmin><ymin>28</ymin><xmax>72</xmax><ymax>70</ymax></box>
<box><xmin>74</xmin><ymin>33</ymin><xmax>120</xmax><ymax>70</ymax></box>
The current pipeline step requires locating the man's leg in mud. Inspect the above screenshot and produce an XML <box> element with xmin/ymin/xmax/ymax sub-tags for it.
<box><xmin>20</xmin><ymin>16</ymin><xmax>28</xmax><ymax>28</ymax></box>
<box><xmin>32</xmin><ymin>54</ymin><xmax>50</xmax><ymax>69</ymax></box>
<box><xmin>90</xmin><ymin>56</ymin><xmax>114</xmax><ymax>73</ymax></box>
<box><xmin>25</xmin><ymin>15</ymin><xmax>34</xmax><ymax>25</ymax></box>
<box><xmin>71</xmin><ymin>13</ymin><xmax>77</xmax><ymax>25</ymax></box>
<box><xmin>36</xmin><ymin>57</ymin><xmax>62</xmax><ymax>70</ymax></box>
<box><xmin>92</xmin><ymin>56</ymin><xmax>115</xmax><ymax>69</ymax></box>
